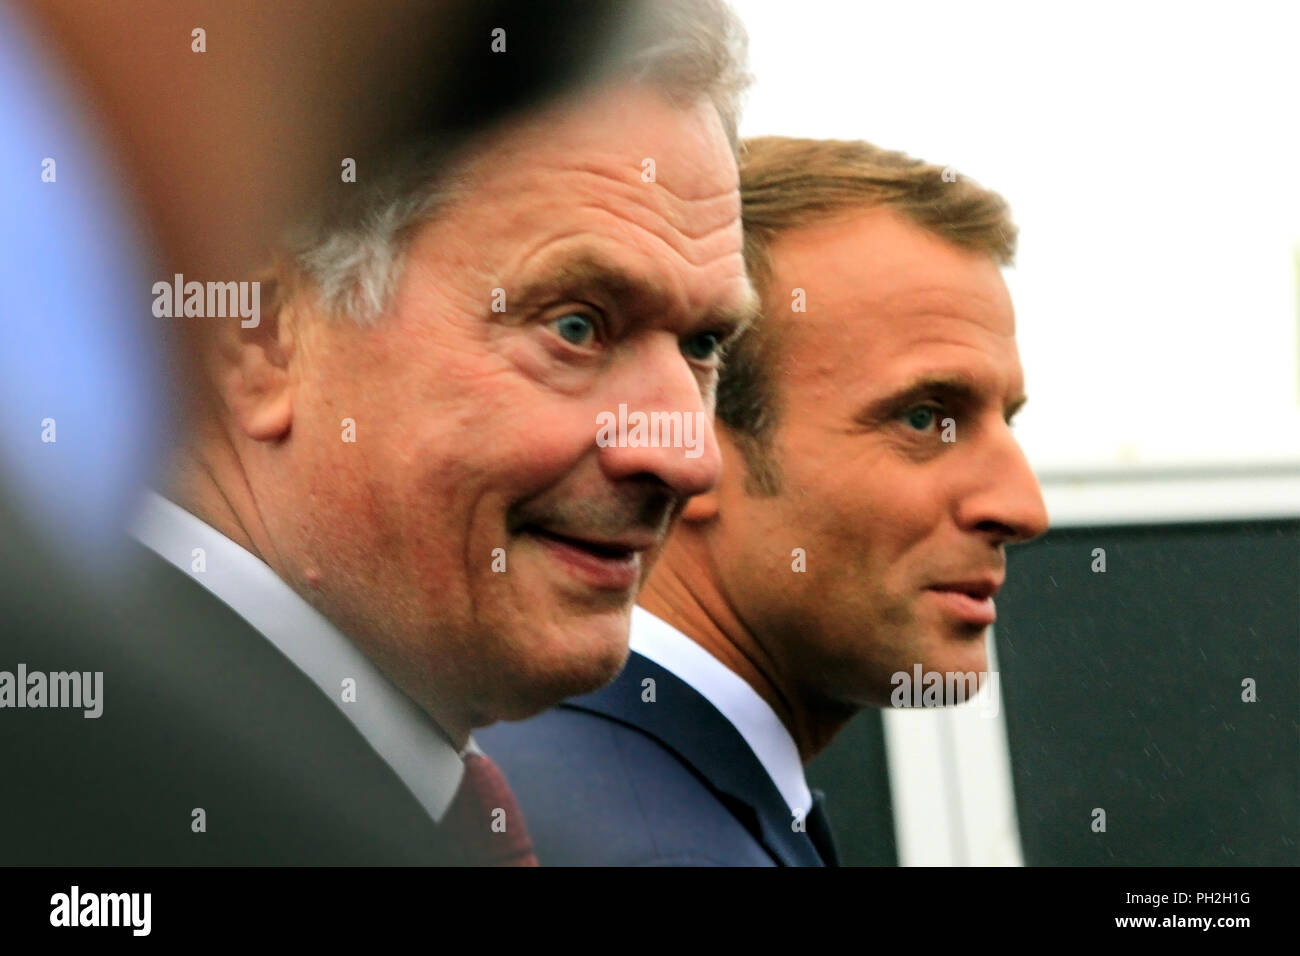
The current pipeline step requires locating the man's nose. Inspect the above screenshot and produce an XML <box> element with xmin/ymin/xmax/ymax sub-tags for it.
<box><xmin>954</xmin><ymin>422</ymin><xmax>1050</xmax><ymax>545</ymax></box>
<box><xmin>594</xmin><ymin>338</ymin><xmax>722</xmax><ymax>500</ymax></box>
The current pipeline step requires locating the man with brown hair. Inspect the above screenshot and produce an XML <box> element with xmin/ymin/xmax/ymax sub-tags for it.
<box><xmin>481</xmin><ymin>135</ymin><xmax>1050</xmax><ymax>866</ymax></box>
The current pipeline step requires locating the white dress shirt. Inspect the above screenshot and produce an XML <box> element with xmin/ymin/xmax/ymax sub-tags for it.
<box><xmin>130</xmin><ymin>491</ymin><xmax>468</xmax><ymax>823</ymax></box>
<box><xmin>629</xmin><ymin>605</ymin><xmax>813</xmax><ymax>819</ymax></box>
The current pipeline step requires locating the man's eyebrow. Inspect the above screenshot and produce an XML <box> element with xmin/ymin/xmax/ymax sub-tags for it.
<box><xmin>509</xmin><ymin>253</ymin><xmax>760</xmax><ymax>336</ymax></box>
<box><xmin>512</xmin><ymin>255</ymin><xmax>666</xmax><ymax>312</ymax></box>
<box><xmin>854</xmin><ymin>372</ymin><xmax>1028</xmax><ymax>423</ymax></box>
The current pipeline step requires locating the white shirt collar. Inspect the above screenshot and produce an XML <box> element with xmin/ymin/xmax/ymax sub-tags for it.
<box><xmin>130</xmin><ymin>490</ymin><xmax>466</xmax><ymax>822</ymax></box>
<box><xmin>628</xmin><ymin>605</ymin><xmax>813</xmax><ymax>818</ymax></box>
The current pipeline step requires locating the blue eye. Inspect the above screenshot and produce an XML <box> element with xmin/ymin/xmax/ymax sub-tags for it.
<box><xmin>682</xmin><ymin>331</ymin><xmax>721</xmax><ymax>362</ymax></box>
<box><xmin>550</xmin><ymin>312</ymin><xmax>596</xmax><ymax>347</ymax></box>
<box><xmin>904</xmin><ymin>406</ymin><xmax>937</xmax><ymax>430</ymax></box>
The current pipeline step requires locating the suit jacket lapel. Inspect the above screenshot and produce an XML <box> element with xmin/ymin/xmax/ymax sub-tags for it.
<box><xmin>563</xmin><ymin>652</ymin><xmax>825</xmax><ymax>867</ymax></box>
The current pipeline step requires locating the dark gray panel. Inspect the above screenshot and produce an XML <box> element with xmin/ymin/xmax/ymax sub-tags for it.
<box><xmin>807</xmin><ymin>709</ymin><xmax>898</xmax><ymax>866</ymax></box>
<box><xmin>996</xmin><ymin>520</ymin><xmax>1299</xmax><ymax>865</ymax></box>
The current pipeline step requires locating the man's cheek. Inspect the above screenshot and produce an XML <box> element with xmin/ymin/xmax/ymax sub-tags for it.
<box><xmin>490</xmin><ymin>332</ymin><xmax>604</xmax><ymax>398</ymax></box>
<box><xmin>505</xmin><ymin>407</ymin><xmax>601</xmax><ymax>473</ymax></box>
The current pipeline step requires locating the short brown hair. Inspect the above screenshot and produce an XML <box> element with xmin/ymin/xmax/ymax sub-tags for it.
<box><xmin>717</xmin><ymin>135</ymin><xmax>1018</xmax><ymax>494</ymax></box>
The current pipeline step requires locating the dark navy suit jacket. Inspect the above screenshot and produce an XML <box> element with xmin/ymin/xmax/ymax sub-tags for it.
<box><xmin>478</xmin><ymin>651</ymin><xmax>838</xmax><ymax>867</ymax></box>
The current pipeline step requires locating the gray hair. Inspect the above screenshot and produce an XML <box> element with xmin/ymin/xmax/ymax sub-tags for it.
<box><xmin>282</xmin><ymin>0</ymin><xmax>750</xmax><ymax>326</ymax></box>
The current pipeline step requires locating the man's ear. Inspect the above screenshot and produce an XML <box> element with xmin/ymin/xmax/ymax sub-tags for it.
<box><xmin>680</xmin><ymin>489</ymin><xmax>719</xmax><ymax>523</ymax></box>
<box><xmin>209</xmin><ymin>273</ymin><xmax>296</xmax><ymax>442</ymax></box>
<box><xmin>681</xmin><ymin>425</ymin><xmax>758</xmax><ymax>523</ymax></box>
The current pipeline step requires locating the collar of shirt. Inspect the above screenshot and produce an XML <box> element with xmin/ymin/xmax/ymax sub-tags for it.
<box><xmin>628</xmin><ymin>605</ymin><xmax>813</xmax><ymax>819</ymax></box>
<box><xmin>130</xmin><ymin>490</ymin><xmax>467</xmax><ymax>822</ymax></box>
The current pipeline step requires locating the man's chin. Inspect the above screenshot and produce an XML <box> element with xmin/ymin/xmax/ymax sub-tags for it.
<box><xmin>490</xmin><ymin>608</ymin><xmax>633</xmax><ymax>722</ymax></box>
<box><xmin>882</xmin><ymin>629</ymin><xmax>992</xmax><ymax>704</ymax></box>
<box><xmin>840</xmin><ymin>631</ymin><xmax>992</xmax><ymax>708</ymax></box>
<box><xmin>920</xmin><ymin>631</ymin><xmax>991</xmax><ymax>681</ymax></box>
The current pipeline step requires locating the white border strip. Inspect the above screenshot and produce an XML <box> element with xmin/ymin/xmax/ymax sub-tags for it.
<box><xmin>882</xmin><ymin>628</ymin><xmax>1023</xmax><ymax>866</ymax></box>
<box><xmin>1037</xmin><ymin>465</ymin><xmax>1300</xmax><ymax>527</ymax></box>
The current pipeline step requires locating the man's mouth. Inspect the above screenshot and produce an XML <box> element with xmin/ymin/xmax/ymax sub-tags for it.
<box><xmin>518</xmin><ymin>524</ymin><xmax>653</xmax><ymax>592</ymax></box>
<box><xmin>925</xmin><ymin>577</ymin><xmax>1003</xmax><ymax>628</ymax></box>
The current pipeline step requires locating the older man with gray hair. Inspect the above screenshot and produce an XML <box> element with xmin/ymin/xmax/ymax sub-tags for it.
<box><xmin>18</xmin><ymin>0</ymin><xmax>756</xmax><ymax>866</ymax></box>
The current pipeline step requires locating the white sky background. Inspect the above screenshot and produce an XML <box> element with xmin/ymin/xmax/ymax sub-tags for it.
<box><xmin>730</xmin><ymin>0</ymin><xmax>1300</xmax><ymax>472</ymax></box>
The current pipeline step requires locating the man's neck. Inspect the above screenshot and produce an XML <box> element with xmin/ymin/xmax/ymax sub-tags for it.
<box><xmin>162</xmin><ymin>426</ymin><xmax>283</xmax><ymax>572</ymax></box>
<box><xmin>159</xmin><ymin>427</ymin><xmax>474</xmax><ymax>750</ymax></box>
<box><xmin>638</xmin><ymin>556</ymin><xmax>849</xmax><ymax>764</ymax></box>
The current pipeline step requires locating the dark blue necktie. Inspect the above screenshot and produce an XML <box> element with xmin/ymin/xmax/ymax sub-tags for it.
<box><xmin>806</xmin><ymin>789</ymin><xmax>840</xmax><ymax>866</ymax></box>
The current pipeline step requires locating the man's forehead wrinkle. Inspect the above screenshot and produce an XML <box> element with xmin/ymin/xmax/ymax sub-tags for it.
<box><xmin>553</xmin><ymin>167</ymin><xmax>743</xmax><ymax>245</ymax></box>
<box><xmin>502</xmin><ymin>199</ymin><xmax>745</xmax><ymax>294</ymax></box>
<box><xmin>507</xmin><ymin>224</ymin><xmax>737</xmax><ymax>289</ymax></box>
<box><xmin>477</xmin><ymin>165</ymin><xmax>741</xmax><ymax>274</ymax></box>
<box><xmin>573</xmin><ymin>199</ymin><xmax>743</xmax><ymax>259</ymax></box>
<box><xmin>499</xmin><ymin>155</ymin><xmax>741</xmax><ymax>238</ymax></box>
<box><xmin>550</xmin><ymin>158</ymin><xmax>740</xmax><ymax>203</ymax></box>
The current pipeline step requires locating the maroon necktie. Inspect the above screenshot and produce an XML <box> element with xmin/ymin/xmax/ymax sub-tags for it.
<box><xmin>441</xmin><ymin>753</ymin><xmax>540</xmax><ymax>866</ymax></box>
